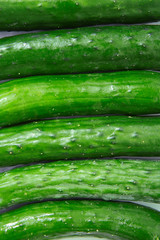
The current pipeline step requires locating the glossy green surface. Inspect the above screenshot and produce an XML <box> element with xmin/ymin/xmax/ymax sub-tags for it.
<box><xmin>0</xmin><ymin>200</ymin><xmax>160</xmax><ymax>240</ymax></box>
<box><xmin>1</xmin><ymin>116</ymin><xmax>160</xmax><ymax>166</ymax></box>
<box><xmin>0</xmin><ymin>159</ymin><xmax>159</xmax><ymax>209</ymax></box>
<box><xmin>0</xmin><ymin>25</ymin><xmax>160</xmax><ymax>80</ymax></box>
<box><xmin>0</xmin><ymin>0</ymin><xmax>160</xmax><ymax>30</ymax></box>
<box><xmin>1</xmin><ymin>71</ymin><xmax>160</xmax><ymax>127</ymax></box>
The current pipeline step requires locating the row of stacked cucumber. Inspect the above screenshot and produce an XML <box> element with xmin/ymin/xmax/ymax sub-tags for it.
<box><xmin>0</xmin><ymin>1</ymin><xmax>160</xmax><ymax>239</ymax></box>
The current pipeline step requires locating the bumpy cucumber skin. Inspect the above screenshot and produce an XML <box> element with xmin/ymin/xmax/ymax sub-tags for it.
<box><xmin>1</xmin><ymin>116</ymin><xmax>160</xmax><ymax>166</ymax></box>
<box><xmin>1</xmin><ymin>71</ymin><xmax>160</xmax><ymax>127</ymax></box>
<box><xmin>0</xmin><ymin>0</ymin><xmax>160</xmax><ymax>30</ymax></box>
<box><xmin>0</xmin><ymin>201</ymin><xmax>160</xmax><ymax>240</ymax></box>
<box><xmin>0</xmin><ymin>159</ymin><xmax>159</xmax><ymax>209</ymax></box>
<box><xmin>0</xmin><ymin>26</ymin><xmax>160</xmax><ymax>80</ymax></box>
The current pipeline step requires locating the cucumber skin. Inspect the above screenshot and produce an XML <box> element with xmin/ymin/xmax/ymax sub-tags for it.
<box><xmin>0</xmin><ymin>0</ymin><xmax>160</xmax><ymax>30</ymax></box>
<box><xmin>0</xmin><ymin>25</ymin><xmax>160</xmax><ymax>80</ymax></box>
<box><xmin>0</xmin><ymin>159</ymin><xmax>159</xmax><ymax>210</ymax></box>
<box><xmin>1</xmin><ymin>71</ymin><xmax>160</xmax><ymax>127</ymax></box>
<box><xmin>0</xmin><ymin>201</ymin><xmax>160</xmax><ymax>240</ymax></box>
<box><xmin>1</xmin><ymin>116</ymin><xmax>160</xmax><ymax>166</ymax></box>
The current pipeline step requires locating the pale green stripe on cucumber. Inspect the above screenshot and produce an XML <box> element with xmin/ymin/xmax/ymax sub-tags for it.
<box><xmin>0</xmin><ymin>159</ymin><xmax>159</xmax><ymax>210</ymax></box>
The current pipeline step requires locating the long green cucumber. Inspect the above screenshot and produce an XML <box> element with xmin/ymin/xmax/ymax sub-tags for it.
<box><xmin>0</xmin><ymin>159</ymin><xmax>159</xmax><ymax>210</ymax></box>
<box><xmin>1</xmin><ymin>71</ymin><xmax>160</xmax><ymax>127</ymax></box>
<box><xmin>0</xmin><ymin>200</ymin><xmax>160</xmax><ymax>240</ymax></box>
<box><xmin>0</xmin><ymin>0</ymin><xmax>160</xmax><ymax>31</ymax></box>
<box><xmin>0</xmin><ymin>25</ymin><xmax>160</xmax><ymax>80</ymax></box>
<box><xmin>1</xmin><ymin>116</ymin><xmax>160</xmax><ymax>166</ymax></box>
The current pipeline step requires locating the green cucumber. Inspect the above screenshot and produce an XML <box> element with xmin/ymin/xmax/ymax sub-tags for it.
<box><xmin>0</xmin><ymin>200</ymin><xmax>160</xmax><ymax>240</ymax></box>
<box><xmin>1</xmin><ymin>116</ymin><xmax>160</xmax><ymax>166</ymax></box>
<box><xmin>0</xmin><ymin>25</ymin><xmax>160</xmax><ymax>80</ymax></box>
<box><xmin>0</xmin><ymin>159</ymin><xmax>159</xmax><ymax>210</ymax></box>
<box><xmin>1</xmin><ymin>71</ymin><xmax>160</xmax><ymax>127</ymax></box>
<box><xmin>0</xmin><ymin>0</ymin><xmax>160</xmax><ymax>30</ymax></box>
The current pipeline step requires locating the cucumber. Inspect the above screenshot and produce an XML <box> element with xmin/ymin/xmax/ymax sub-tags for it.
<box><xmin>0</xmin><ymin>25</ymin><xmax>160</xmax><ymax>80</ymax></box>
<box><xmin>0</xmin><ymin>200</ymin><xmax>160</xmax><ymax>240</ymax></box>
<box><xmin>0</xmin><ymin>159</ymin><xmax>159</xmax><ymax>210</ymax></box>
<box><xmin>0</xmin><ymin>0</ymin><xmax>160</xmax><ymax>30</ymax></box>
<box><xmin>1</xmin><ymin>71</ymin><xmax>160</xmax><ymax>127</ymax></box>
<box><xmin>1</xmin><ymin>116</ymin><xmax>160</xmax><ymax>166</ymax></box>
